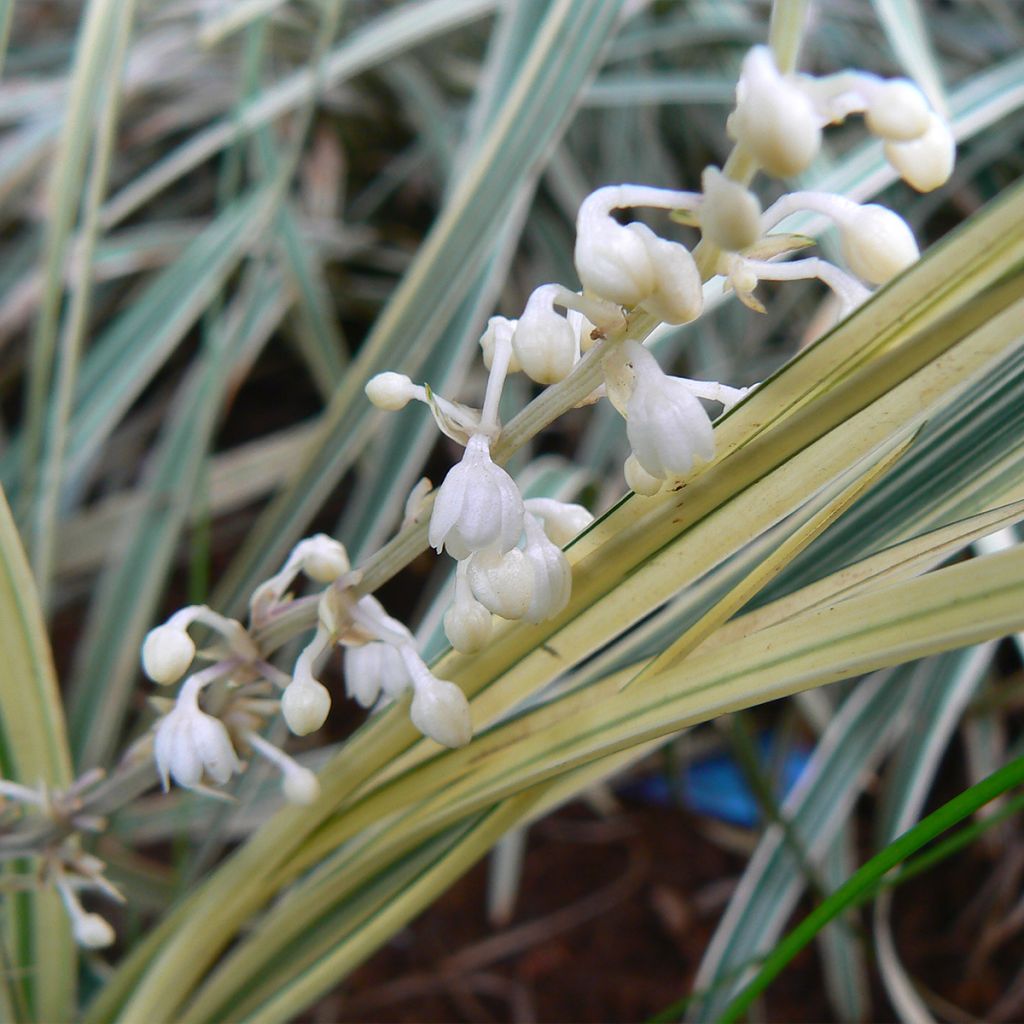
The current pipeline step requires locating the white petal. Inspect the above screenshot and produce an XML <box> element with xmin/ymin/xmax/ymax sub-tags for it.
<box><xmin>467</xmin><ymin>548</ymin><xmax>533</xmax><ymax>620</ymax></box>
<box><xmin>192</xmin><ymin>712</ymin><xmax>240</xmax><ymax>785</ymax></box>
<box><xmin>428</xmin><ymin>457</ymin><xmax>470</xmax><ymax>553</ymax></box>
<box><xmin>343</xmin><ymin>645</ymin><xmax>383</xmax><ymax>707</ymax></box>
<box><xmin>153</xmin><ymin>713</ymin><xmax>178</xmax><ymax>790</ymax></box>
<box><xmin>523</xmin><ymin>516</ymin><xmax>572</xmax><ymax>624</ymax></box>
<box><xmin>169</xmin><ymin>724</ymin><xmax>203</xmax><ymax>789</ymax></box>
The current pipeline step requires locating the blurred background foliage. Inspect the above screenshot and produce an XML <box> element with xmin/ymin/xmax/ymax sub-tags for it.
<box><xmin>2</xmin><ymin>0</ymin><xmax>1024</xmax><ymax>1021</ymax></box>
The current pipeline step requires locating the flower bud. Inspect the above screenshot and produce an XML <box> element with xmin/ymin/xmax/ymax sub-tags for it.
<box><xmin>884</xmin><ymin>111</ymin><xmax>955</xmax><ymax>193</ymax></box>
<box><xmin>73</xmin><ymin>912</ymin><xmax>115</xmax><ymax>950</ymax></box>
<box><xmin>523</xmin><ymin>498</ymin><xmax>593</xmax><ymax>547</ymax></box>
<box><xmin>410</xmin><ymin>677</ymin><xmax>472</xmax><ymax>748</ymax></box>
<box><xmin>837</xmin><ymin>204</ymin><xmax>919</xmax><ymax>285</ymax></box>
<box><xmin>727</xmin><ymin>46</ymin><xmax>821</xmax><ymax>177</ymax></box>
<box><xmin>513</xmin><ymin>289</ymin><xmax>578</xmax><ymax>385</ymax></box>
<box><xmin>302</xmin><ymin>534</ymin><xmax>350</xmax><ymax>583</ymax></box>
<box><xmin>522</xmin><ymin>515</ymin><xmax>572</xmax><ymax>624</ymax></box>
<box><xmin>428</xmin><ymin>434</ymin><xmax>524</xmax><ymax>560</ymax></box>
<box><xmin>631</xmin><ymin>224</ymin><xmax>703</xmax><ymax>325</ymax></box>
<box><xmin>281</xmin><ymin>763</ymin><xmax>320</xmax><ymax>805</ymax></box>
<box><xmin>700</xmin><ymin>166</ymin><xmax>762</xmax><ymax>252</ymax></box>
<box><xmin>467</xmin><ymin>548</ymin><xmax>533</xmax><ymax>620</ymax></box>
<box><xmin>623</xmin><ymin>341</ymin><xmax>714</xmax><ymax>480</ymax></box>
<box><xmin>365</xmin><ymin>371</ymin><xmax>415</xmax><ymax>411</ymax></box>
<box><xmin>142</xmin><ymin>625</ymin><xmax>195</xmax><ymax>685</ymax></box>
<box><xmin>281</xmin><ymin>677</ymin><xmax>331</xmax><ymax>736</ymax></box>
<box><xmin>624</xmin><ymin>453</ymin><xmax>663</xmax><ymax>496</ymax></box>
<box><xmin>864</xmin><ymin>78</ymin><xmax>931</xmax><ymax>141</ymax></box>
<box><xmin>575</xmin><ymin>207</ymin><xmax>656</xmax><ymax>309</ymax></box>
<box><xmin>479</xmin><ymin>316</ymin><xmax>521</xmax><ymax>373</ymax></box>
<box><xmin>444</xmin><ymin>598</ymin><xmax>492</xmax><ymax>655</ymax></box>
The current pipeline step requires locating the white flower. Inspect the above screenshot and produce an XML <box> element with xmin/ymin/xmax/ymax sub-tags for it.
<box><xmin>622</xmin><ymin>341</ymin><xmax>714</xmax><ymax>480</ymax></box>
<box><xmin>394</xmin><ymin>645</ymin><xmax>473</xmax><ymax>748</ymax></box>
<box><xmin>521</xmin><ymin>514</ymin><xmax>572</xmax><ymax>624</ymax></box>
<box><xmin>143</xmin><ymin>606</ymin><xmax>257</xmax><ymax>680</ymax></box>
<box><xmin>629</xmin><ymin>224</ymin><xmax>704</xmax><ymax>325</ymax></box>
<box><xmin>727</xmin><ymin>46</ymin><xmax>821</xmax><ymax>177</ymax></box>
<box><xmin>479</xmin><ymin>315</ymin><xmax>522</xmax><ymax>373</ymax></box>
<box><xmin>153</xmin><ymin>676</ymin><xmax>240</xmax><ymax>792</ymax></box>
<box><xmin>410</xmin><ymin>678</ymin><xmax>473</xmax><ymax>749</ymax></box>
<box><xmin>760</xmin><ymin>192</ymin><xmax>919</xmax><ymax>287</ymax></box>
<box><xmin>73</xmin><ymin>911</ymin><xmax>116</xmax><ymax>949</ymax></box>
<box><xmin>863</xmin><ymin>78</ymin><xmax>931</xmax><ymax>141</ymax></box>
<box><xmin>301</xmin><ymin>534</ymin><xmax>351</xmax><ymax>583</ymax></box>
<box><xmin>523</xmin><ymin>497</ymin><xmax>593</xmax><ymax>547</ymax></box>
<box><xmin>280</xmin><ymin>624</ymin><xmax>333</xmax><ymax>735</ymax></box>
<box><xmin>513</xmin><ymin>286</ymin><xmax>579</xmax><ymax>384</ymax></box>
<box><xmin>281</xmin><ymin>677</ymin><xmax>332</xmax><ymax>735</ymax></box>
<box><xmin>343</xmin><ymin>641</ymin><xmax>412</xmax><ymax>707</ymax></box>
<box><xmin>444</xmin><ymin>598</ymin><xmax>492</xmax><ymax>654</ymax></box>
<box><xmin>466</xmin><ymin>547</ymin><xmax>533</xmax><ymax>620</ymax></box>
<box><xmin>54</xmin><ymin>875</ymin><xmax>116</xmax><ymax>949</ymax></box>
<box><xmin>884</xmin><ymin>111</ymin><xmax>955</xmax><ymax>193</ymax></box>
<box><xmin>699</xmin><ymin>166</ymin><xmax>762</xmax><ymax>252</ymax></box>
<box><xmin>141</xmin><ymin>625</ymin><xmax>196</xmax><ymax>685</ymax></box>
<box><xmin>444</xmin><ymin>562</ymin><xmax>493</xmax><ymax>654</ymax></box>
<box><xmin>574</xmin><ymin>185</ymin><xmax>703</xmax><ymax>325</ymax></box>
<box><xmin>835</xmin><ymin>203</ymin><xmax>919</xmax><ymax>285</ymax></box>
<box><xmin>428</xmin><ymin>433</ymin><xmax>524</xmax><ymax>559</ymax></box>
<box><xmin>365</xmin><ymin>371</ymin><xmax>416</xmax><ymax>410</ymax></box>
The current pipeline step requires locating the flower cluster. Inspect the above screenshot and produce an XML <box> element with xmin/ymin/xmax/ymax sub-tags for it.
<box><xmin>137</xmin><ymin>42</ymin><xmax>954</xmax><ymax>850</ymax></box>
<box><xmin>141</xmin><ymin>531</ymin><xmax>480</xmax><ymax>821</ymax></box>
<box><xmin>0</xmin><ymin>773</ymin><xmax>123</xmax><ymax>948</ymax></box>
<box><xmin>728</xmin><ymin>45</ymin><xmax>954</xmax><ymax>191</ymax></box>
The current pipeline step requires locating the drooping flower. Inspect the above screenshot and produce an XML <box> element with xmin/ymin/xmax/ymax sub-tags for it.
<box><xmin>141</xmin><ymin>624</ymin><xmax>196</xmax><ymax>685</ymax></box>
<box><xmin>621</xmin><ymin>341</ymin><xmax>715</xmax><ymax>480</ymax></box>
<box><xmin>513</xmin><ymin>286</ymin><xmax>579</xmax><ymax>385</ymax></box>
<box><xmin>574</xmin><ymin>185</ymin><xmax>703</xmax><ymax>325</ymax></box>
<box><xmin>397</xmin><ymin>646</ymin><xmax>473</xmax><ymax>748</ymax></box>
<box><xmin>727</xmin><ymin>46</ymin><xmax>822</xmax><ymax>177</ymax></box>
<box><xmin>444</xmin><ymin>561</ymin><xmax>493</xmax><ymax>654</ymax></box>
<box><xmin>244</xmin><ymin>730</ymin><xmax>321</xmax><ymax>806</ymax></box>
<box><xmin>153</xmin><ymin>675</ymin><xmax>241</xmax><ymax>792</ymax></box>
<box><xmin>884</xmin><ymin>112</ymin><xmax>955</xmax><ymax>193</ymax></box>
<box><xmin>428</xmin><ymin>433</ymin><xmax>524</xmax><ymax>560</ymax></box>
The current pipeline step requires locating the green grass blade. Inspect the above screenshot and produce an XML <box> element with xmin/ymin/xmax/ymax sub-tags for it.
<box><xmin>0</xmin><ymin>486</ymin><xmax>73</xmax><ymax>1022</ymax></box>
<box><xmin>21</xmin><ymin>0</ymin><xmax>122</xmax><ymax>524</ymax></box>
<box><xmin>871</xmin><ymin>644</ymin><xmax>991</xmax><ymax>1024</ymax></box>
<box><xmin>100</xmin><ymin>0</ymin><xmax>498</xmax><ymax>228</ymax></box>
<box><xmin>0</xmin><ymin>0</ymin><xmax>14</xmax><ymax>79</ymax></box>
<box><xmin>719</xmin><ymin>755</ymin><xmax>1024</xmax><ymax>1023</ymax></box>
<box><xmin>33</xmin><ymin>187</ymin><xmax>279</xmax><ymax>500</ymax></box>
<box><xmin>30</xmin><ymin>0</ymin><xmax>135</xmax><ymax>609</ymax></box>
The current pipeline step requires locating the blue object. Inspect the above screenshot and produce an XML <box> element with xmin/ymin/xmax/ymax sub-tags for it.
<box><xmin>622</xmin><ymin>732</ymin><xmax>811</xmax><ymax>827</ymax></box>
